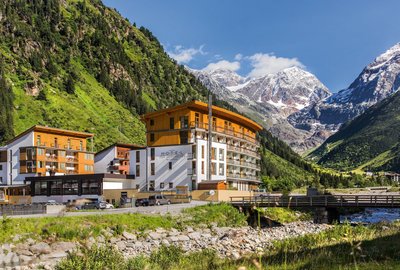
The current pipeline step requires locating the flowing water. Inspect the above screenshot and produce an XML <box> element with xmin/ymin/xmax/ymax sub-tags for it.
<box><xmin>341</xmin><ymin>208</ymin><xmax>400</xmax><ymax>223</ymax></box>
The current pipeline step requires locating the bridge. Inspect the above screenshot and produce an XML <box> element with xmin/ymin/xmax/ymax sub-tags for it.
<box><xmin>230</xmin><ymin>194</ymin><xmax>400</xmax><ymax>224</ymax></box>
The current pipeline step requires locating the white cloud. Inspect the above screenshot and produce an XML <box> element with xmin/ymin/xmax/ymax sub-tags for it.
<box><xmin>234</xmin><ymin>53</ymin><xmax>243</xmax><ymax>61</ymax></box>
<box><xmin>168</xmin><ymin>45</ymin><xmax>206</xmax><ymax>64</ymax></box>
<box><xmin>202</xmin><ymin>60</ymin><xmax>241</xmax><ymax>72</ymax></box>
<box><xmin>247</xmin><ymin>53</ymin><xmax>304</xmax><ymax>77</ymax></box>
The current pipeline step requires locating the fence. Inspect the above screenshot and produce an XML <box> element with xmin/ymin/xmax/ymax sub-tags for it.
<box><xmin>0</xmin><ymin>204</ymin><xmax>46</xmax><ymax>216</ymax></box>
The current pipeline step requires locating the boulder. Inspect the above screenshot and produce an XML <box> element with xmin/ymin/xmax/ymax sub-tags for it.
<box><xmin>30</xmin><ymin>242</ymin><xmax>51</xmax><ymax>255</ymax></box>
<box><xmin>122</xmin><ymin>231</ymin><xmax>137</xmax><ymax>240</ymax></box>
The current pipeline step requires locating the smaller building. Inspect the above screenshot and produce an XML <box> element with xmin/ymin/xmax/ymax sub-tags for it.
<box><xmin>26</xmin><ymin>173</ymin><xmax>137</xmax><ymax>204</ymax></box>
<box><xmin>95</xmin><ymin>143</ymin><xmax>145</xmax><ymax>175</ymax></box>
<box><xmin>0</xmin><ymin>125</ymin><xmax>95</xmax><ymax>186</ymax></box>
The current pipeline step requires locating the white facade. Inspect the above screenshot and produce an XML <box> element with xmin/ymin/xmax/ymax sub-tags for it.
<box><xmin>0</xmin><ymin>132</ymin><xmax>35</xmax><ymax>185</ymax></box>
<box><xmin>94</xmin><ymin>146</ymin><xmax>116</xmax><ymax>174</ymax></box>
<box><xmin>129</xmin><ymin>141</ymin><xmax>228</xmax><ymax>191</ymax></box>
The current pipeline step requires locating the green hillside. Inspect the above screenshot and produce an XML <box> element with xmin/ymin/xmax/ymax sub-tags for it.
<box><xmin>0</xmin><ymin>0</ymin><xmax>346</xmax><ymax>190</ymax></box>
<box><xmin>309</xmin><ymin>91</ymin><xmax>400</xmax><ymax>172</ymax></box>
<box><xmin>0</xmin><ymin>0</ymin><xmax>209</xmax><ymax>149</ymax></box>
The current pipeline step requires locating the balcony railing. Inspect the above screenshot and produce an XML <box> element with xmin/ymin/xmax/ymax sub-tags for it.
<box><xmin>226</xmin><ymin>173</ymin><xmax>260</xmax><ymax>182</ymax></box>
<box><xmin>190</xmin><ymin>121</ymin><xmax>260</xmax><ymax>145</ymax></box>
<box><xmin>227</xmin><ymin>145</ymin><xmax>260</xmax><ymax>158</ymax></box>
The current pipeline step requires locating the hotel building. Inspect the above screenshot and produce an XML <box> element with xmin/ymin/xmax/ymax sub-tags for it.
<box><xmin>95</xmin><ymin>143</ymin><xmax>145</xmax><ymax>175</ymax></box>
<box><xmin>130</xmin><ymin>100</ymin><xmax>263</xmax><ymax>191</ymax></box>
<box><xmin>0</xmin><ymin>125</ymin><xmax>95</xmax><ymax>186</ymax></box>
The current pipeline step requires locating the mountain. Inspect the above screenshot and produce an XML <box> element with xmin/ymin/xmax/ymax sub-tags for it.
<box><xmin>0</xmin><ymin>0</ymin><xmax>329</xmax><ymax>188</ymax></box>
<box><xmin>289</xmin><ymin>43</ymin><xmax>400</xmax><ymax>140</ymax></box>
<box><xmin>309</xmin><ymin>90</ymin><xmax>400</xmax><ymax>172</ymax></box>
<box><xmin>0</xmin><ymin>0</ymin><xmax>211</xmax><ymax>149</ymax></box>
<box><xmin>191</xmin><ymin>67</ymin><xmax>331</xmax><ymax>152</ymax></box>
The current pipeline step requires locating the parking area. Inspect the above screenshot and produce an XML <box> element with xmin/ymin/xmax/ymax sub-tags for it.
<box><xmin>9</xmin><ymin>200</ymin><xmax>209</xmax><ymax>219</ymax></box>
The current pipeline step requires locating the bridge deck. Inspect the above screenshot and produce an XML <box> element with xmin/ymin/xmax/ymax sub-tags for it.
<box><xmin>230</xmin><ymin>195</ymin><xmax>400</xmax><ymax>208</ymax></box>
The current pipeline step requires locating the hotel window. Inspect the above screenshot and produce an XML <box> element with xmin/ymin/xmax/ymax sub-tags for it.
<box><xmin>219</xmin><ymin>149</ymin><xmax>224</xmax><ymax>161</ymax></box>
<box><xmin>0</xmin><ymin>177</ymin><xmax>2</xmax><ymax>183</ymax></box>
<box><xmin>85</xmin><ymin>165</ymin><xmax>93</xmax><ymax>171</ymax></box>
<box><xmin>212</xmin><ymin>117</ymin><xmax>217</xmax><ymax>129</ymax></box>
<box><xmin>136</xmin><ymin>165</ymin><xmax>140</xmax><ymax>177</ymax></box>
<box><xmin>37</xmin><ymin>161</ymin><xmax>43</xmax><ymax>169</ymax></box>
<box><xmin>0</xmin><ymin>165</ymin><xmax>2</xmax><ymax>170</ymax></box>
<box><xmin>201</xmin><ymin>145</ymin><xmax>205</xmax><ymax>159</ymax></box>
<box><xmin>149</xmin><ymin>181</ymin><xmax>155</xmax><ymax>191</ymax></box>
<box><xmin>219</xmin><ymin>164</ymin><xmax>224</xmax><ymax>176</ymax></box>
<box><xmin>150</xmin><ymin>148</ymin><xmax>155</xmax><ymax>160</ymax></box>
<box><xmin>85</xmin><ymin>153</ymin><xmax>94</xmax><ymax>160</ymax></box>
<box><xmin>151</xmin><ymin>163</ymin><xmax>155</xmax><ymax>175</ymax></box>
<box><xmin>160</xmin><ymin>182</ymin><xmax>164</xmax><ymax>189</ymax></box>
<box><xmin>58</xmin><ymin>150</ymin><xmax>65</xmax><ymax>157</ymax></box>
<box><xmin>211</xmin><ymin>162</ymin><xmax>217</xmax><ymax>175</ymax></box>
<box><xmin>59</xmin><ymin>163</ymin><xmax>65</xmax><ymax>170</ymax></box>
<box><xmin>36</xmin><ymin>135</ymin><xmax>41</xmax><ymax>146</ymax></box>
<box><xmin>150</xmin><ymin>119</ymin><xmax>154</xmax><ymax>126</ymax></box>
<box><xmin>169</xmin><ymin>162</ymin><xmax>172</xmax><ymax>170</ymax></box>
<box><xmin>180</xmin><ymin>116</ymin><xmax>189</xmax><ymax>129</ymax></box>
<box><xmin>195</xmin><ymin>113</ymin><xmax>200</xmax><ymax>126</ymax></box>
<box><xmin>37</xmin><ymin>148</ymin><xmax>45</xmax><ymax>156</ymax></box>
<box><xmin>136</xmin><ymin>151</ymin><xmax>140</xmax><ymax>163</ymax></box>
<box><xmin>211</xmin><ymin>147</ymin><xmax>216</xmax><ymax>160</ymax></box>
<box><xmin>201</xmin><ymin>161</ymin><xmax>205</xmax><ymax>174</ymax></box>
<box><xmin>169</xmin><ymin>182</ymin><xmax>173</xmax><ymax>189</ymax></box>
<box><xmin>150</xmin><ymin>133</ymin><xmax>155</xmax><ymax>142</ymax></box>
<box><xmin>179</xmin><ymin>131</ymin><xmax>188</xmax><ymax>144</ymax></box>
<box><xmin>63</xmin><ymin>180</ymin><xmax>79</xmax><ymax>195</ymax></box>
<box><xmin>170</xmin><ymin>117</ymin><xmax>175</xmax><ymax>129</ymax></box>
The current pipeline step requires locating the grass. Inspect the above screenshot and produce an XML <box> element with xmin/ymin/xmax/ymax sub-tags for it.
<box><xmin>55</xmin><ymin>222</ymin><xmax>400</xmax><ymax>270</ymax></box>
<box><xmin>0</xmin><ymin>203</ymin><xmax>246</xmax><ymax>244</ymax></box>
<box><xmin>261</xmin><ymin>208</ymin><xmax>312</xmax><ymax>224</ymax></box>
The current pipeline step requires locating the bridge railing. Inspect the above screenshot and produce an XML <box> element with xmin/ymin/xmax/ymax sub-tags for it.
<box><xmin>229</xmin><ymin>195</ymin><xmax>400</xmax><ymax>208</ymax></box>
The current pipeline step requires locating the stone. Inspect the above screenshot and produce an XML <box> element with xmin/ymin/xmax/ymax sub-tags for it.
<box><xmin>115</xmin><ymin>241</ymin><xmax>126</xmax><ymax>251</ymax></box>
<box><xmin>30</xmin><ymin>242</ymin><xmax>51</xmax><ymax>255</ymax></box>
<box><xmin>51</xmin><ymin>242</ymin><xmax>76</xmax><ymax>253</ymax></box>
<box><xmin>109</xmin><ymin>237</ymin><xmax>119</xmax><ymax>244</ymax></box>
<box><xmin>161</xmin><ymin>239</ymin><xmax>170</xmax><ymax>246</ymax></box>
<box><xmin>19</xmin><ymin>255</ymin><xmax>34</xmax><ymax>264</ymax></box>
<box><xmin>186</xmin><ymin>227</ymin><xmax>194</xmax><ymax>233</ymax></box>
<box><xmin>188</xmin><ymin>232</ymin><xmax>201</xmax><ymax>240</ymax></box>
<box><xmin>148</xmin><ymin>232</ymin><xmax>162</xmax><ymax>240</ymax></box>
<box><xmin>122</xmin><ymin>231</ymin><xmax>137</xmax><ymax>240</ymax></box>
<box><xmin>177</xmin><ymin>235</ymin><xmax>190</xmax><ymax>241</ymax></box>
<box><xmin>169</xmin><ymin>236</ymin><xmax>180</xmax><ymax>242</ymax></box>
<box><xmin>41</xmin><ymin>251</ymin><xmax>67</xmax><ymax>259</ymax></box>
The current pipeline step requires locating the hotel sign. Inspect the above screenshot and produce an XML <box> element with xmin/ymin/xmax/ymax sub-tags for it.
<box><xmin>160</xmin><ymin>150</ymin><xmax>185</xmax><ymax>160</ymax></box>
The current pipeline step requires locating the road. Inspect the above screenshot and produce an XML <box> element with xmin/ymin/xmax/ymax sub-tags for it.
<box><xmin>9</xmin><ymin>200</ymin><xmax>209</xmax><ymax>219</ymax></box>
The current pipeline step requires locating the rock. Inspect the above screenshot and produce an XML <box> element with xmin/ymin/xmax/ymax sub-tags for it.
<box><xmin>168</xmin><ymin>229</ymin><xmax>180</xmax><ymax>236</ymax></box>
<box><xmin>169</xmin><ymin>236</ymin><xmax>180</xmax><ymax>242</ymax></box>
<box><xmin>30</xmin><ymin>242</ymin><xmax>51</xmax><ymax>255</ymax></box>
<box><xmin>161</xmin><ymin>239</ymin><xmax>170</xmax><ymax>246</ymax></box>
<box><xmin>19</xmin><ymin>254</ymin><xmax>34</xmax><ymax>264</ymax></box>
<box><xmin>148</xmin><ymin>232</ymin><xmax>162</xmax><ymax>240</ymax></box>
<box><xmin>51</xmin><ymin>242</ymin><xmax>76</xmax><ymax>253</ymax></box>
<box><xmin>41</xmin><ymin>251</ymin><xmax>67</xmax><ymax>260</ymax></box>
<box><xmin>177</xmin><ymin>235</ymin><xmax>190</xmax><ymax>241</ymax></box>
<box><xmin>188</xmin><ymin>232</ymin><xmax>201</xmax><ymax>240</ymax></box>
<box><xmin>109</xmin><ymin>237</ymin><xmax>119</xmax><ymax>244</ymax></box>
<box><xmin>122</xmin><ymin>231</ymin><xmax>137</xmax><ymax>240</ymax></box>
<box><xmin>186</xmin><ymin>227</ymin><xmax>194</xmax><ymax>233</ymax></box>
<box><xmin>115</xmin><ymin>241</ymin><xmax>126</xmax><ymax>251</ymax></box>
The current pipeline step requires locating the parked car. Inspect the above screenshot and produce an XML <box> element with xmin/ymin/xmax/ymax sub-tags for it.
<box><xmin>96</xmin><ymin>201</ymin><xmax>114</xmax><ymax>209</ymax></box>
<box><xmin>76</xmin><ymin>201</ymin><xmax>97</xmax><ymax>210</ymax></box>
<box><xmin>135</xmin><ymin>198</ymin><xmax>149</xmax><ymax>207</ymax></box>
<box><xmin>148</xmin><ymin>195</ymin><xmax>171</xmax><ymax>206</ymax></box>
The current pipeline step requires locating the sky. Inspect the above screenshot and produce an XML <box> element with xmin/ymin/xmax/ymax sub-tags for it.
<box><xmin>103</xmin><ymin>0</ymin><xmax>400</xmax><ymax>92</ymax></box>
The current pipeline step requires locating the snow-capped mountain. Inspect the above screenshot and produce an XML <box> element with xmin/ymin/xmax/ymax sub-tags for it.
<box><xmin>289</xmin><ymin>43</ymin><xmax>400</xmax><ymax>133</ymax></box>
<box><xmin>190</xmin><ymin>66</ymin><xmax>331</xmax><ymax>152</ymax></box>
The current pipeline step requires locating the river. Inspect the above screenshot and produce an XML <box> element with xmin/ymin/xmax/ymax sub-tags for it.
<box><xmin>341</xmin><ymin>208</ymin><xmax>400</xmax><ymax>223</ymax></box>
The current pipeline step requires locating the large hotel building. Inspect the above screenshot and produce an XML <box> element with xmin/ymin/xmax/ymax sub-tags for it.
<box><xmin>130</xmin><ymin>100</ymin><xmax>263</xmax><ymax>191</ymax></box>
<box><xmin>0</xmin><ymin>125</ymin><xmax>95</xmax><ymax>185</ymax></box>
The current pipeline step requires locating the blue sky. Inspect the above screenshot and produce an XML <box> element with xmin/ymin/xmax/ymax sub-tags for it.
<box><xmin>104</xmin><ymin>0</ymin><xmax>400</xmax><ymax>92</ymax></box>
